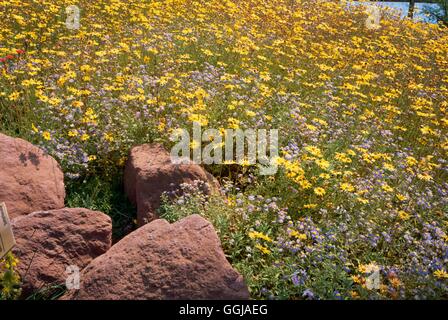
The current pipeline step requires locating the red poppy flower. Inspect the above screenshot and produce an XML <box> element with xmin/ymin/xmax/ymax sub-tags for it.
<box><xmin>5</xmin><ymin>54</ymin><xmax>14</xmax><ymax>60</ymax></box>
<box><xmin>0</xmin><ymin>58</ymin><xmax>5</xmax><ymax>63</ymax></box>
<box><xmin>16</xmin><ymin>49</ymin><xmax>25</xmax><ymax>54</ymax></box>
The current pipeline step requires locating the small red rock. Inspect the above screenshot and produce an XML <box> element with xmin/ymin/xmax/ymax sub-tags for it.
<box><xmin>124</xmin><ymin>143</ymin><xmax>219</xmax><ymax>226</ymax></box>
<box><xmin>12</xmin><ymin>208</ymin><xmax>112</xmax><ymax>296</ymax></box>
<box><xmin>62</xmin><ymin>214</ymin><xmax>250</xmax><ymax>300</ymax></box>
<box><xmin>0</xmin><ymin>133</ymin><xmax>65</xmax><ymax>218</ymax></box>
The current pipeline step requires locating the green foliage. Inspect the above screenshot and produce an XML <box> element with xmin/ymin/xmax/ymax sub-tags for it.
<box><xmin>0</xmin><ymin>253</ymin><xmax>22</xmax><ymax>300</ymax></box>
<box><xmin>158</xmin><ymin>177</ymin><xmax>448</xmax><ymax>300</ymax></box>
<box><xmin>66</xmin><ymin>175</ymin><xmax>136</xmax><ymax>241</ymax></box>
<box><xmin>25</xmin><ymin>285</ymin><xmax>66</xmax><ymax>301</ymax></box>
<box><xmin>158</xmin><ymin>186</ymin><xmax>356</xmax><ymax>300</ymax></box>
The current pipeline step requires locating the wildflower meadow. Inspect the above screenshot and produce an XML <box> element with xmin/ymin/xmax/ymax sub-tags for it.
<box><xmin>1</xmin><ymin>0</ymin><xmax>447</xmax><ymax>300</ymax></box>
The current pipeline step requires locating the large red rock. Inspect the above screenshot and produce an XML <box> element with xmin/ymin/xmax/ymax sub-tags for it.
<box><xmin>0</xmin><ymin>133</ymin><xmax>65</xmax><ymax>218</ymax></box>
<box><xmin>124</xmin><ymin>143</ymin><xmax>219</xmax><ymax>226</ymax></box>
<box><xmin>62</xmin><ymin>214</ymin><xmax>250</xmax><ymax>300</ymax></box>
<box><xmin>12</xmin><ymin>208</ymin><xmax>112</xmax><ymax>296</ymax></box>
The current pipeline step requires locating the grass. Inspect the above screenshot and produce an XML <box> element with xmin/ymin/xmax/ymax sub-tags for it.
<box><xmin>66</xmin><ymin>175</ymin><xmax>136</xmax><ymax>241</ymax></box>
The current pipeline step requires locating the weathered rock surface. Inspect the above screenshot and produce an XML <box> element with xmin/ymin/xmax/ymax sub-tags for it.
<box><xmin>0</xmin><ymin>133</ymin><xmax>65</xmax><ymax>219</ymax></box>
<box><xmin>12</xmin><ymin>208</ymin><xmax>112</xmax><ymax>296</ymax></box>
<box><xmin>124</xmin><ymin>143</ymin><xmax>219</xmax><ymax>226</ymax></box>
<box><xmin>62</xmin><ymin>214</ymin><xmax>250</xmax><ymax>300</ymax></box>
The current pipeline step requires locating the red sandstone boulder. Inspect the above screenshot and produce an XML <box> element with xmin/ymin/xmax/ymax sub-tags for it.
<box><xmin>0</xmin><ymin>133</ymin><xmax>65</xmax><ymax>219</ymax></box>
<box><xmin>62</xmin><ymin>214</ymin><xmax>250</xmax><ymax>300</ymax></box>
<box><xmin>124</xmin><ymin>143</ymin><xmax>219</xmax><ymax>226</ymax></box>
<box><xmin>12</xmin><ymin>208</ymin><xmax>112</xmax><ymax>296</ymax></box>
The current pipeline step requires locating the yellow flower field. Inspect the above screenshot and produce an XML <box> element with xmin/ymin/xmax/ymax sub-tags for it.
<box><xmin>1</xmin><ymin>0</ymin><xmax>447</xmax><ymax>299</ymax></box>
